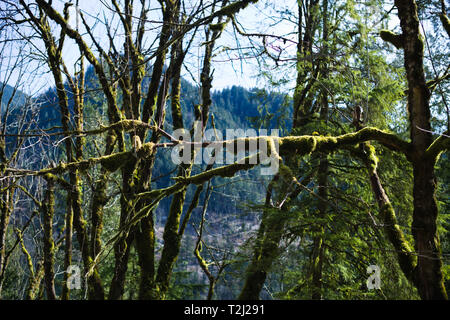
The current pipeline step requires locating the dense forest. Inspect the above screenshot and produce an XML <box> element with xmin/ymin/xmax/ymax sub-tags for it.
<box><xmin>0</xmin><ymin>0</ymin><xmax>449</xmax><ymax>301</ymax></box>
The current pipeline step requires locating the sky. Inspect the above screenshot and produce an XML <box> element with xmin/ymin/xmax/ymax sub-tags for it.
<box><xmin>1</xmin><ymin>0</ymin><xmax>300</xmax><ymax>96</ymax></box>
<box><xmin>1</xmin><ymin>0</ymin><xmax>418</xmax><ymax>98</ymax></box>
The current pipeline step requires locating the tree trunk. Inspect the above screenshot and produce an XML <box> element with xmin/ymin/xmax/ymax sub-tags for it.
<box><xmin>411</xmin><ymin>161</ymin><xmax>447</xmax><ymax>299</ymax></box>
<box><xmin>311</xmin><ymin>156</ymin><xmax>327</xmax><ymax>300</ymax></box>
<box><xmin>394</xmin><ymin>0</ymin><xmax>447</xmax><ymax>300</ymax></box>
<box><xmin>42</xmin><ymin>176</ymin><xmax>56</xmax><ymax>300</ymax></box>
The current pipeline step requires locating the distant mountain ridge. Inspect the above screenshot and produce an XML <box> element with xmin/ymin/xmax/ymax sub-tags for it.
<box><xmin>0</xmin><ymin>82</ymin><xmax>28</xmax><ymax>115</ymax></box>
<box><xmin>5</xmin><ymin>66</ymin><xmax>290</xmax><ymax>131</ymax></box>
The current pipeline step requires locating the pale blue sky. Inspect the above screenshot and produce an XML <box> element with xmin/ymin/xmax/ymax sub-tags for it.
<box><xmin>2</xmin><ymin>0</ymin><xmax>422</xmax><ymax>98</ymax></box>
<box><xmin>2</xmin><ymin>0</ymin><xmax>299</xmax><ymax>95</ymax></box>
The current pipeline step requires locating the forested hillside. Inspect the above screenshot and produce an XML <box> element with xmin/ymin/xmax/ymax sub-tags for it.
<box><xmin>0</xmin><ymin>0</ymin><xmax>449</xmax><ymax>302</ymax></box>
<box><xmin>1</xmin><ymin>72</ymin><xmax>289</xmax><ymax>299</ymax></box>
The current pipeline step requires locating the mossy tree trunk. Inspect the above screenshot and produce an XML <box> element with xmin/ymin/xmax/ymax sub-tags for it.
<box><xmin>311</xmin><ymin>155</ymin><xmax>327</xmax><ymax>300</ymax></box>
<box><xmin>0</xmin><ymin>176</ymin><xmax>13</xmax><ymax>297</ymax></box>
<box><xmin>134</xmin><ymin>82</ymin><xmax>170</xmax><ymax>299</ymax></box>
<box><xmin>152</xmin><ymin>14</ymin><xmax>191</xmax><ymax>298</ymax></box>
<box><xmin>42</xmin><ymin>176</ymin><xmax>56</xmax><ymax>300</ymax></box>
<box><xmin>0</xmin><ymin>137</ymin><xmax>13</xmax><ymax>296</ymax></box>
<box><xmin>310</xmin><ymin>0</ymin><xmax>329</xmax><ymax>299</ymax></box>
<box><xmin>132</xmin><ymin>0</ymin><xmax>179</xmax><ymax>300</ymax></box>
<box><xmin>105</xmin><ymin>0</ymin><xmax>151</xmax><ymax>300</ymax></box>
<box><xmin>394</xmin><ymin>0</ymin><xmax>447</xmax><ymax>300</ymax></box>
<box><xmin>238</xmin><ymin>200</ymin><xmax>291</xmax><ymax>299</ymax></box>
<box><xmin>28</xmin><ymin>4</ymin><xmax>106</xmax><ymax>299</ymax></box>
<box><xmin>135</xmin><ymin>1</ymin><xmax>230</xmax><ymax>300</ymax></box>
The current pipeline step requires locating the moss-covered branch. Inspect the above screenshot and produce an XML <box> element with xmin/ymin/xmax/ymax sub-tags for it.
<box><xmin>215</xmin><ymin>0</ymin><xmax>258</xmax><ymax>17</ymax></box>
<box><xmin>16</xmin><ymin>185</ymin><xmax>42</xmax><ymax>207</ymax></box>
<box><xmin>141</xmin><ymin>0</ymin><xmax>176</xmax><ymax>129</ymax></box>
<box><xmin>173</xmin><ymin>156</ymin><xmax>258</xmax><ymax>185</ymax></box>
<box><xmin>6</xmin><ymin>142</ymin><xmax>155</xmax><ymax>177</ymax></box>
<box><xmin>425</xmin><ymin>131</ymin><xmax>450</xmax><ymax>160</ymax></box>
<box><xmin>16</xmin><ymin>228</ymin><xmax>34</xmax><ymax>279</ymax></box>
<box><xmin>168</xmin><ymin>126</ymin><xmax>410</xmax><ymax>158</ymax></box>
<box><xmin>380</xmin><ymin>30</ymin><xmax>404</xmax><ymax>49</ymax></box>
<box><xmin>6</xmin><ymin>128</ymin><xmax>409</xmax><ymax>178</ymax></box>
<box><xmin>78</xmin><ymin>120</ymin><xmax>155</xmax><ymax>137</ymax></box>
<box><xmin>440</xmin><ymin>13</ymin><xmax>450</xmax><ymax>38</ymax></box>
<box><xmin>25</xmin><ymin>260</ymin><xmax>44</xmax><ymax>300</ymax></box>
<box><xmin>424</xmin><ymin>73</ymin><xmax>450</xmax><ymax>92</ymax></box>
<box><xmin>350</xmin><ymin>144</ymin><xmax>416</xmax><ymax>281</ymax></box>
<box><xmin>279</xmin><ymin>127</ymin><xmax>412</xmax><ymax>158</ymax></box>
<box><xmin>193</xmin><ymin>183</ymin><xmax>220</xmax><ymax>300</ymax></box>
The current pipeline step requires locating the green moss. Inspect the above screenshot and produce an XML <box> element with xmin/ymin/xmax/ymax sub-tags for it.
<box><xmin>174</xmin><ymin>160</ymin><xmax>256</xmax><ymax>185</ymax></box>
<box><xmin>380</xmin><ymin>30</ymin><xmax>404</xmax><ymax>49</ymax></box>
<box><xmin>280</xmin><ymin>135</ymin><xmax>317</xmax><ymax>155</ymax></box>
<box><xmin>278</xmin><ymin>163</ymin><xmax>294</xmax><ymax>181</ymax></box>
<box><xmin>209</xmin><ymin>21</ymin><xmax>227</xmax><ymax>32</ymax></box>
<box><xmin>43</xmin><ymin>173</ymin><xmax>55</xmax><ymax>182</ymax></box>
<box><xmin>238</xmin><ymin>211</ymin><xmax>286</xmax><ymax>300</ymax></box>
<box><xmin>217</xmin><ymin>0</ymin><xmax>258</xmax><ymax>17</ymax></box>
<box><xmin>136</xmin><ymin>54</ymin><xmax>146</xmax><ymax>79</ymax></box>
<box><xmin>171</xmin><ymin>80</ymin><xmax>183</xmax><ymax>129</ymax></box>
<box><xmin>363</xmin><ymin>143</ymin><xmax>378</xmax><ymax>173</ymax></box>
<box><xmin>77</xmin><ymin>160</ymin><xmax>91</xmax><ymax>172</ymax></box>
<box><xmin>106</xmin><ymin>132</ymin><xmax>117</xmax><ymax>146</ymax></box>
<box><xmin>136</xmin><ymin>142</ymin><xmax>155</xmax><ymax>159</ymax></box>
<box><xmin>379</xmin><ymin>202</ymin><xmax>416</xmax><ymax>279</ymax></box>
<box><xmin>439</xmin><ymin>14</ymin><xmax>450</xmax><ymax>38</ymax></box>
<box><xmin>267</xmin><ymin>137</ymin><xmax>281</xmax><ymax>160</ymax></box>
<box><xmin>42</xmin><ymin>177</ymin><xmax>56</xmax><ymax>299</ymax></box>
<box><xmin>315</xmin><ymin>135</ymin><xmax>338</xmax><ymax>149</ymax></box>
<box><xmin>156</xmin><ymin>186</ymin><xmax>188</xmax><ymax>298</ymax></box>
<box><xmin>100</xmin><ymin>152</ymin><xmax>131</xmax><ymax>172</ymax></box>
